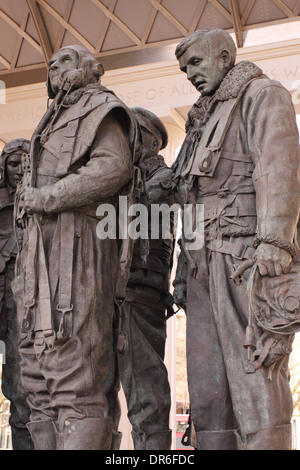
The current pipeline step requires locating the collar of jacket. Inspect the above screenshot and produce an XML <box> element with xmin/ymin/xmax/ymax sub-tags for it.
<box><xmin>186</xmin><ymin>61</ymin><xmax>263</xmax><ymax>132</ymax></box>
<box><xmin>214</xmin><ymin>60</ymin><xmax>263</xmax><ymax>102</ymax></box>
<box><xmin>48</xmin><ymin>86</ymin><xmax>120</xmax><ymax>134</ymax></box>
<box><xmin>62</xmin><ymin>83</ymin><xmax>113</xmax><ymax>106</ymax></box>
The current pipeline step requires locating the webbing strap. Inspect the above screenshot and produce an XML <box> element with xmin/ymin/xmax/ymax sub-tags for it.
<box><xmin>207</xmin><ymin>238</ymin><xmax>255</xmax><ymax>260</ymax></box>
<box><xmin>56</xmin><ymin>211</ymin><xmax>75</xmax><ymax>339</ymax></box>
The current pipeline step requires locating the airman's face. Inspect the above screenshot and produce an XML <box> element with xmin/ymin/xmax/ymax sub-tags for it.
<box><xmin>48</xmin><ymin>49</ymin><xmax>79</xmax><ymax>96</ymax></box>
<box><xmin>140</xmin><ymin>127</ymin><xmax>162</xmax><ymax>157</ymax></box>
<box><xmin>6</xmin><ymin>153</ymin><xmax>22</xmax><ymax>189</ymax></box>
<box><xmin>178</xmin><ymin>38</ymin><xmax>229</xmax><ymax>96</ymax></box>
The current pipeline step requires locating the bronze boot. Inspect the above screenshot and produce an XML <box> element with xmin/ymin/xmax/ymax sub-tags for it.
<box><xmin>26</xmin><ymin>420</ymin><xmax>57</xmax><ymax>450</ymax></box>
<box><xmin>235</xmin><ymin>424</ymin><xmax>292</xmax><ymax>450</ymax></box>
<box><xmin>56</xmin><ymin>417</ymin><xmax>113</xmax><ymax>450</ymax></box>
<box><xmin>195</xmin><ymin>429</ymin><xmax>238</xmax><ymax>450</ymax></box>
<box><xmin>132</xmin><ymin>429</ymin><xmax>172</xmax><ymax>450</ymax></box>
<box><xmin>110</xmin><ymin>431</ymin><xmax>123</xmax><ymax>450</ymax></box>
<box><xmin>11</xmin><ymin>426</ymin><xmax>34</xmax><ymax>450</ymax></box>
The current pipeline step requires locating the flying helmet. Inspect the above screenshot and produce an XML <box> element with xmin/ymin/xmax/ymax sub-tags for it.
<box><xmin>47</xmin><ymin>45</ymin><xmax>105</xmax><ymax>99</ymax></box>
<box><xmin>131</xmin><ymin>107</ymin><xmax>168</xmax><ymax>151</ymax></box>
<box><xmin>0</xmin><ymin>138</ymin><xmax>30</xmax><ymax>187</ymax></box>
<box><xmin>248</xmin><ymin>261</ymin><xmax>300</xmax><ymax>336</ymax></box>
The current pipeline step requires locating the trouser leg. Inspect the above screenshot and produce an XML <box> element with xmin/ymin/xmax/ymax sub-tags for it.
<box><xmin>118</xmin><ymin>299</ymin><xmax>171</xmax><ymax>450</ymax></box>
<box><xmin>2</xmin><ymin>345</ymin><xmax>33</xmax><ymax>450</ymax></box>
<box><xmin>186</xmin><ymin>274</ymin><xmax>238</xmax><ymax>450</ymax></box>
<box><xmin>1</xmin><ymin>264</ymin><xmax>33</xmax><ymax>450</ymax></box>
<box><xmin>103</xmin><ymin>346</ymin><xmax>123</xmax><ymax>450</ymax></box>
<box><xmin>186</xmin><ymin>250</ymin><xmax>294</xmax><ymax>450</ymax></box>
<box><xmin>18</xmin><ymin>328</ymin><xmax>114</xmax><ymax>450</ymax></box>
<box><xmin>210</xmin><ymin>251</ymin><xmax>294</xmax><ymax>449</ymax></box>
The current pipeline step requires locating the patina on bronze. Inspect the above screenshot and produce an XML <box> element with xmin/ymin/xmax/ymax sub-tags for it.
<box><xmin>12</xmin><ymin>45</ymin><xmax>138</xmax><ymax>450</ymax></box>
<box><xmin>0</xmin><ymin>139</ymin><xmax>33</xmax><ymax>450</ymax></box>
<box><xmin>172</xmin><ymin>28</ymin><xmax>300</xmax><ymax>450</ymax></box>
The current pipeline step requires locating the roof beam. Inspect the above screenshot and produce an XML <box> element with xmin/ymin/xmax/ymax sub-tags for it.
<box><xmin>54</xmin><ymin>0</ymin><xmax>75</xmax><ymax>51</ymax></box>
<box><xmin>141</xmin><ymin>0</ymin><xmax>162</xmax><ymax>44</ymax></box>
<box><xmin>26</xmin><ymin>0</ymin><xmax>53</xmax><ymax>63</ymax></box>
<box><xmin>293</xmin><ymin>0</ymin><xmax>300</xmax><ymax>15</ymax></box>
<box><xmin>208</xmin><ymin>0</ymin><xmax>232</xmax><ymax>23</ymax></box>
<box><xmin>0</xmin><ymin>8</ymin><xmax>43</xmax><ymax>55</ymax></box>
<box><xmin>271</xmin><ymin>0</ymin><xmax>294</xmax><ymax>17</ymax></box>
<box><xmin>189</xmin><ymin>0</ymin><xmax>208</xmax><ymax>33</ymax></box>
<box><xmin>147</xmin><ymin>0</ymin><xmax>188</xmax><ymax>36</ymax></box>
<box><xmin>10</xmin><ymin>7</ymin><xmax>30</xmax><ymax>68</ymax></box>
<box><xmin>36</xmin><ymin>0</ymin><xmax>95</xmax><ymax>53</ymax></box>
<box><xmin>229</xmin><ymin>0</ymin><xmax>243</xmax><ymax>47</ymax></box>
<box><xmin>241</xmin><ymin>0</ymin><xmax>256</xmax><ymax>25</ymax></box>
<box><xmin>91</xmin><ymin>0</ymin><xmax>141</xmax><ymax>45</ymax></box>
<box><xmin>95</xmin><ymin>0</ymin><xmax>117</xmax><ymax>52</ymax></box>
<box><xmin>0</xmin><ymin>54</ymin><xmax>10</xmax><ymax>70</ymax></box>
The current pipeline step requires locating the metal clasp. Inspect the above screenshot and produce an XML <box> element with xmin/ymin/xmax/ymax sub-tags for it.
<box><xmin>56</xmin><ymin>303</ymin><xmax>73</xmax><ymax>340</ymax></box>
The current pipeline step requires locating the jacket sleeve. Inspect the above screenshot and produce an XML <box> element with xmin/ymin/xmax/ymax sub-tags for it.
<box><xmin>38</xmin><ymin>109</ymin><xmax>133</xmax><ymax>214</ymax></box>
<box><xmin>247</xmin><ymin>82</ymin><xmax>300</xmax><ymax>243</ymax></box>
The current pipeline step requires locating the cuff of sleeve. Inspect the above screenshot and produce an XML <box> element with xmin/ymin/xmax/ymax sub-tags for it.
<box><xmin>40</xmin><ymin>180</ymin><xmax>70</xmax><ymax>214</ymax></box>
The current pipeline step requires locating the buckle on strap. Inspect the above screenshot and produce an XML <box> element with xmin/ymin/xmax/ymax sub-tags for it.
<box><xmin>56</xmin><ymin>303</ymin><xmax>73</xmax><ymax>340</ymax></box>
<box><xmin>207</xmin><ymin>239</ymin><xmax>255</xmax><ymax>260</ymax></box>
<box><xmin>233</xmin><ymin>241</ymin><xmax>255</xmax><ymax>260</ymax></box>
<box><xmin>22</xmin><ymin>299</ymin><xmax>36</xmax><ymax>332</ymax></box>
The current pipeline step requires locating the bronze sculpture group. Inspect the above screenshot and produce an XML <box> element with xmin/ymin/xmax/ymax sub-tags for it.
<box><xmin>0</xmin><ymin>27</ymin><xmax>299</xmax><ymax>451</ymax></box>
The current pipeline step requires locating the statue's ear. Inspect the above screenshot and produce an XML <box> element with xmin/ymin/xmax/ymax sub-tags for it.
<box><xmin>220</xmin><ymin>49</ymin><xmax>231</xmax><ymax>68</ymax></box>
<box><xmin>94</xmin><ymin>62</ymin><xmax>104</xmax><ymax>78</ymax></box>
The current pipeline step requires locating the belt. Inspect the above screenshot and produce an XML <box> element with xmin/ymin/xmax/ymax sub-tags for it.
<box><xmin>207</xmin><ymin>238</ymin><xmax>255</xmax><ymax>260</ymax></box>
<box><xmin>204</xmin><ymin>206</ymin><xmax>257</xmax><ymax>221</ymax></box>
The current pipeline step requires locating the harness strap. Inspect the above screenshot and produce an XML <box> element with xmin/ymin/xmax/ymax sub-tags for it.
<box><xmin>56</xmin><ymin>212</ymin><xmax>75</xmax><ymax>339</ymax></box>
<box><xmin>22</xmin><ymin>218</ymin><xmax>38</xmax><ymax>332</ymax></box>
<box><xmin>207</xmin><ymin>238</ymin><xmax>255</xmax><ymax>260</ymax></box>
<box><xmin>36</xmin><ymin>216</ymin><xmax>55</xmax><ymax>348</ymax></box>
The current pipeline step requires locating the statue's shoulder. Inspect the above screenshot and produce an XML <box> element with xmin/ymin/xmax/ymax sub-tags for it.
<box><xmin>54</xmin><ymin>85</ymin><xmax>131</xmax><ymax>131</ymax></box>
<box><xmin>245</xmin><ymin>74</ymin><xmax>289</xmax><ymax>97</ymax></box>
<box><xmin>80</xmin><ymin>84</ymin><xmax>128</xmax><ymax>113</ymax></box>
<box><xmin>0</xmin><ymin>187</ymin><xmax>13</xmax><ymax>210</ymax></box>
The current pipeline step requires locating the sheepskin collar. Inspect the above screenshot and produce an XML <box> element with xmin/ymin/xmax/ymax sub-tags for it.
<box><xmin>62</xmin><ymin>83</ymin><xmax>108</xmax><ymax>106</ymax></box>
<box><xmin>186</xmin><ymin>61</ymin><xmax>263</xmax><ymax>132</ymax></box>
<box><xmin>215</xmin><ymin>60</ymin><xmax>263</xmax><ymax>101</ymax></box>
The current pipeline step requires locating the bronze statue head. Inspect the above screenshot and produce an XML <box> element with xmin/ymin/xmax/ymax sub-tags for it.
<box><xmin>47</xmin><ymin>45</ymin><xmax>104</xmax><ymax>99</ymax></box>
<box><xmin>175</xmin><ymin>28</ymin><xmax>236</xmax><ymax>96</ymax></box>
<box><xmin>0</xmin><ymin>138</ymin><xmax>30</xmax><ymax>190</ymax></box>
<box><xmin>131</xmin><ymin>107</ymin><xmax>168</xmax><ymax>157</ymax></box>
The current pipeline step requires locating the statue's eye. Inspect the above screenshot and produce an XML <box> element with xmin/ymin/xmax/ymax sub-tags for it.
<box><xmin>62</xmin><ymin>55</ymin><xmax>71</xmax><ymax>63</ymax></box>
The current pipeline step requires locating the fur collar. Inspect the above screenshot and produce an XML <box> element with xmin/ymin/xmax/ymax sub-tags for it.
<box><xmin>62</xmin><ymin>83</ymin><xmax>108</xmax><ymax>106</ymax></box>
<box><xmin>215</xmin><ymin>61</ymin><xmax>263</xmax><ymax>101</ymax></box>
<box><xmin>186</xmin><ymin>61</ymin><xmax>263</xmax><ymax>132</ymax></box>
